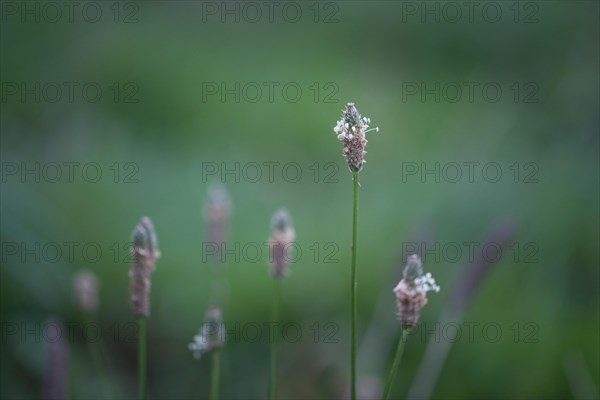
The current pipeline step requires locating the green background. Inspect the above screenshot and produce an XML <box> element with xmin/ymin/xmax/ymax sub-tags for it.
<box><xmin>1</xmin><ymin>1</ymin><xmax>598</xmax><ymax>399</ymax></box>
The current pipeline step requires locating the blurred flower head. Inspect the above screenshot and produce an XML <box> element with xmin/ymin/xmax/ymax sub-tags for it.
<box><xmin>394</xmin><ymin>254</ymin><xmax>440</xmax><ymax>327</ymax></box>
<box><xmin>267</xmin><ymin>208</ymin><xmax>296</xmax><ymax>278</ymax></box>
<box><xmin>130</xmin><ymin>216</ymin><xmax>160</xmax><ymax>317</ymax></box>
<box><xmin>203</xmin><ymin>184</ymin><xmax>232</xmax><ymax>246</ymax></box>
<box><xmin>73</xmin><ymin>269</ymin><xmax>99</xmax><ymax>313</ymax></box>
<box><xmin>188</xmin><ymin>306</ymin><xmax>225</xmax><ymax>359</ymax></box>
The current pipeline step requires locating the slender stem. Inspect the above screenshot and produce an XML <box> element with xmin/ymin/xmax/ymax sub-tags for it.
<box><xmin>210</xmin><ymin>351</ymin><xmax>221</xmax><ymax>400</ymax></box>
<box><xmin>269</xmin><ymin>279</ymin><xmax>281</xmax><ymax>399</ymax></box>
<box><xmin>137</xmin><ymin>317</ymin><xmax>146</xmax><ymax>400</ymax></box>
<box><xmin>382</xmin><ymin>327</ymin><xmax>410</xmax><ymax>400</ymax></box>
<box><xmin>351</xmin><ymin>171</ymin><xmax>359</xmax><ymax>400</ymax></box>
<box><xmin>84</xmin><ymin>313</ymin><xmax>112</xmax><ymax>399</ymax></box>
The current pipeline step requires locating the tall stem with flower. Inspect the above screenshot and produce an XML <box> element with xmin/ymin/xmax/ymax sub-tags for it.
<box><xmin>129</xmin><ymin>217</ymin><xmax>160</xmax><ymax>400</ymax></box>
<box><xmin>189</xmin><ymin>306</ymin><xmax>225</xmax><ymax>400</ymax></box>
<box><xmin>267</xmin><ymin>208</ymin><xmax>295</xmax><ymax>399</ymax></box>
<box><xmin>382</xmin><ymin>254</ymin><xmax>440</xmax><ymax>400</ymax></box>
<box><xmin>333</xmin><ymin>103</ymin><xmax>378</xmax><ymax>400</ymax></box>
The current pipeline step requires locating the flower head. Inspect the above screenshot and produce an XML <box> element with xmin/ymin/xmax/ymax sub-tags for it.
<box><xmin>129</xmin><ymin>216</ymin><xmax>160</xmax><ymax>317</ymax></box>
<box><xmin>333</xmin><ymin>102</ymin><xmax>378</xmax><ymax>172</ymax></box>
<box><xmin>267</xmin><ymin>208</ymin><xmax>296</xmax><ymax>278</ymax></box>
<box><xmin>203</xmin><ymin>184</ymin><xmax>232</xmax><ymax>246</ymax></box>
<box><xmin>188</xmin><ymin>306</ymin><xmax>225</xmax><ymax>359</ymax></box>
<box><xmin>73</xmin><ymin>269</ymin><xmax>99</xmax><ymax>313</ymax></box>
<box><xmin>393</xmin><ymin>254</ymin><xmax>440</xmax><ymax>327</ymax></box>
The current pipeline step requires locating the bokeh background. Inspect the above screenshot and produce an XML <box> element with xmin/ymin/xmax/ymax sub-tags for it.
<box><xmin>1</xmin><ymin>1</ymin><xmax>599</xmax><ymax>399</ymax></box>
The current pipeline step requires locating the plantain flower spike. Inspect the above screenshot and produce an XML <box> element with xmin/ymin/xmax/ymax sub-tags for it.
<box><xmin>267</xmin><ymin>208</ymin><xmax>296</xmax><ymax>278</ymax></box>
<box><xmin>333</xmin><ymin>102</ymin><xmax>378</xmax><ymax>172</ymax></box>
<box><xmin>393</xmin><ymin>254</ymin><xmax>440</xmax><ymax>327</ymax></box>
<box><xmin>188</xmin><ymin>306</ymin><xmax>225</xmax><ymax>359</ymax></box>
<box><xmin>129</xmin><ymin>216</ymin><xmax>161</xmax><ymax>318</ymax></box>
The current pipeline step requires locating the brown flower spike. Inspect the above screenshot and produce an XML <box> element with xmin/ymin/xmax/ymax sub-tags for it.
<box><xmin>334</xmin><ymin>102</ymin><xmax>378</xmax><ymax>172</ymax></box>
<box><xmin>393</xmin><ymin>255</ymin><xmax>440</xmax><ymax>327</ymax></box>
<box><xmin>129</xmin><ymin>216</ymin><xmax>160</xmax><ymax>317</ymax></box>
<box><xmin>267</xmin><ymin>208</ymin><xmax>296</xmax><ymax>278</ymax></box>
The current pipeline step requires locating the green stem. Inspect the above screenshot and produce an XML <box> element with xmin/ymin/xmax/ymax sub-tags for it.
<box><xmin>84</xmin><ymin>313</ymin><xmax>112</xmax><ymax>399</ymax></box>
<box><xmin>382</xmin><ymin>328</ymin><xmax>410</xmax><ymax>400</ymax></box>
<box><xmin>137</xmin><ymin>317</ymin><xmax>146</xmax><ymax>400</ymax></box>
<box><xmin>269</xmin><ymin>279</ymin><xmax>281</xmax><ymax>399</ymax></box>
<box><xmin>351</xmin><ymin>171</ymin><xmax>359</xmax><ymax>400</ymax></box>
<box><xmin>210</xmin><ymin>351</ymin><xmax>221</xmax><ymax>400</ymax></box>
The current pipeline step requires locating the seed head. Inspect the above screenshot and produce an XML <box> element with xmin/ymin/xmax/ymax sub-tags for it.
<box><xmin>73</xmin><ymin>269</ymin><xmax>99</xmax><ymax>313</ymax></box>
<box><xmin>333</xmin><ymin>102</ymin><xmax>378</xmax><ymax>172</ymax></box>
<box><xmin>188</xmin><ymin>306</ymin><xmax>225</xmax><ymax>359</ymax></box>
<box><xmin>393</xmin><ymin>254</ymin><xmax>440</xmax><ymax>327</ymax></box>
<box><xmin>129</xmin><ymin>216</ymin><xmax>160</xmax><ymax>318</ymax></box>
<box><xmin>267</xmin><ymin>208</ymin><xmax>296</xmax><ymax>278</ymax></box>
